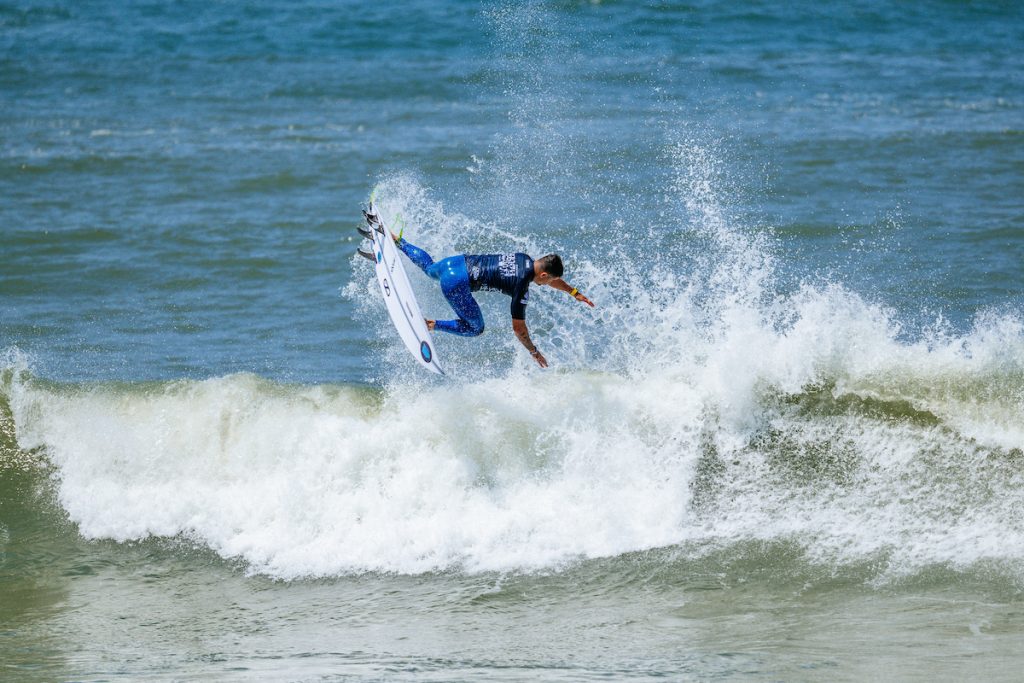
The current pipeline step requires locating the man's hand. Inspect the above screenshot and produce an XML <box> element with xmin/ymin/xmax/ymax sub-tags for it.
<box><xmin>551</xmin><ymin>278</ymin><xmax>595</xmax><ymax>308</ymax></box>
<box><xmin>513</xmin><ymin>318</ymin><xmax>547</xmax><ymax>369</ymax></box>
<box><xmin>573</xmin><ymin>291</ymin><xmax>595</xmax><ymax>307</ymax></box>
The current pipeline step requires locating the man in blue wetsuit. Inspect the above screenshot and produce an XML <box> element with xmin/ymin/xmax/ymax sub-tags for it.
<box><xmin>390</xmin><ymin>234</ymin><xmax>594</xmax><ymax>368</ymax></box>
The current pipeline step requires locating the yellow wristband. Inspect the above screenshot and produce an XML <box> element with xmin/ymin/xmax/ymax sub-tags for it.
<box><xmin>570</xmin><ymin>287</ymin><xmax>578</xmax><ymax>297</ymax></box>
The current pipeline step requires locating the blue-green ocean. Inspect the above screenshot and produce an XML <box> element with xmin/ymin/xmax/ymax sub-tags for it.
<box><xmin>3</xmin><ymin>1</ymin><xmax>1024</xmax><ymax>680</ymax></box>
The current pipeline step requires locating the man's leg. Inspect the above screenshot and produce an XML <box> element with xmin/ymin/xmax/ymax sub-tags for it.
<box><xmin>396</xmin><ymin>239</ymin><xmax>436</xmax><ymax>274</ymax></box>
<box><xmin>430</xmin><ymin>256</ymin><xmax>485</xmax><ymax>337</ymax></box>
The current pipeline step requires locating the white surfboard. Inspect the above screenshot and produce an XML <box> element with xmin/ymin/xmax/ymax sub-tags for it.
<box><xmin>360</xmin><ymin>201</ymin><xmax>444</xmax><ymax>375</ymax></box>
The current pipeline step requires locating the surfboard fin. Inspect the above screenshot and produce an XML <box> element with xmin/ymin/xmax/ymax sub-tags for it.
<box><xmin>356</xmin><ymin>245</ymin><xmax>375</xmax><ymax>262</ymax></box>
<box><xmin>356</xmin><ymin>224</ymin><xmax>373</xmax><ymax>240</ymax></box>
<box><xmin>362</xmin><ymin>204</ymin><xmax>388</xmax><ymax>235</ymax></box>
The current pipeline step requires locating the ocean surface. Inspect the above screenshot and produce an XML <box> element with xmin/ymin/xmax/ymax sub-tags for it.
<box><xmin>3</xmin><ymin>1</ymin><xmax>1024</xmax><ymax>680</ymax></box>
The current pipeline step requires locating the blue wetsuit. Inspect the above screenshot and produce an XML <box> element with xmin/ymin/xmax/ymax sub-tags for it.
<box><xmin>397</xmin><ymin>240</ymin><xmax>534</xmax><ymax>337</ymax></box>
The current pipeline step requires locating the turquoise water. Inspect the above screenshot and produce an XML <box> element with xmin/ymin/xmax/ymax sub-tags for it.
<box><xmin>3</xmin><ymin>1</ymin><xmax>1024</xmax><ymax>680</ymax></box>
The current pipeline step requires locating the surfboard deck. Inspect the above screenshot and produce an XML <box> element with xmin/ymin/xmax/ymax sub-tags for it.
<box><xmin>359</xmin><ymin>201</ymin><xmax>444</xmax><ymax>376</ymax></box>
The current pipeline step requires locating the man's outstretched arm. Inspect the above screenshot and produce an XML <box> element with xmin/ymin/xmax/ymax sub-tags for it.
<box><xmin>512</xmin><ymin>318</ymin><xmax>548</xmax><ymax>368</ymax></box>
<box><xmin>547</xmin><ymin>277</ymin><xmax>595</xmax><ymax>307</ymax></box>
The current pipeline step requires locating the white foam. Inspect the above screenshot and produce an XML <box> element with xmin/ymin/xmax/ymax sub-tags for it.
<box><xmin>6</xmin><ymin>146</ymin><xmax>1024</xmax><ymax>579</ymax></box>
<box><xmin>9</xmin><ymin>273</ymin><xmax>1024</xmax><ymax>581</ymax></box>
<box><xmin>5</xmin><ymin>370</ymin><xmax>701</xmax><ymax>576</ymax></box>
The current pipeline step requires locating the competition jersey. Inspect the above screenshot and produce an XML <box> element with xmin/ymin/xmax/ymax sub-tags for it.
<box><xmin>464</xmin><ymin>253</ymin><xmax>534</xmax><ymax>320</ymax></box>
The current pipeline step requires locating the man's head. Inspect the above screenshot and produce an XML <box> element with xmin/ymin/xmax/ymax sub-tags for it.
<box><xmin>534</xmin><ymin>254</ymin><xmax>563</xmax><ymax>285</ymax></box>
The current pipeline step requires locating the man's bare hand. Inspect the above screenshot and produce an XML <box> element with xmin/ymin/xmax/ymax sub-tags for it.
<box><xmin>573</xmin><ymin>292</ymin><xmax>595</xmax><ymax>307</ymax></box>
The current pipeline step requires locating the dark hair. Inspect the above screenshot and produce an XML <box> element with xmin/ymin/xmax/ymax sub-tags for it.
<box><xmin>536</xmin><ymin>254</ymin><xmax>563</xmax><ymax>278</ymax></box>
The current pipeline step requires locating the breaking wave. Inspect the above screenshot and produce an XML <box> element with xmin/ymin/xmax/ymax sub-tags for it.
<box><xmin>4</xmin><ymin>143</ymin><xmax>1024</xmax><ymax>580</ymax></box>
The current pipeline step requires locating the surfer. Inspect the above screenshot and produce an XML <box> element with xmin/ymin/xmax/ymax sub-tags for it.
<box><xmin>385</xmin><ymin>234</ymin><xmax>594</xmax><ymax>368</ymax></box>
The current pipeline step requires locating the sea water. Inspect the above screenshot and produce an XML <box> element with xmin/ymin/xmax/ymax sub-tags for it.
<box><xmin>3</xmin><ymin>1</ymin><xmax>1024</xmax><ymax>680</ymax></box>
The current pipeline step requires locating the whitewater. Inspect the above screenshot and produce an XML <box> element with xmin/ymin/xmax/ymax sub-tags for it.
<box><xmin>5</xmin><ymin>148</ymin><xmax>1024</xmax><ymax>584</ymax></box>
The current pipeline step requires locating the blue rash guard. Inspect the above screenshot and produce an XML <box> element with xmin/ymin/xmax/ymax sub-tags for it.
<box><xmin>396</xmin><ymin>239</ymin><xmax>534</xmax><ymax>337</ymax></box>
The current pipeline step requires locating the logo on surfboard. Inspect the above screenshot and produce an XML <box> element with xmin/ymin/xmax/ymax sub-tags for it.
<box><xmin>420</xmin><ymin>341</ymin><xmax>432</xmax><ymax>363</ymax></box>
